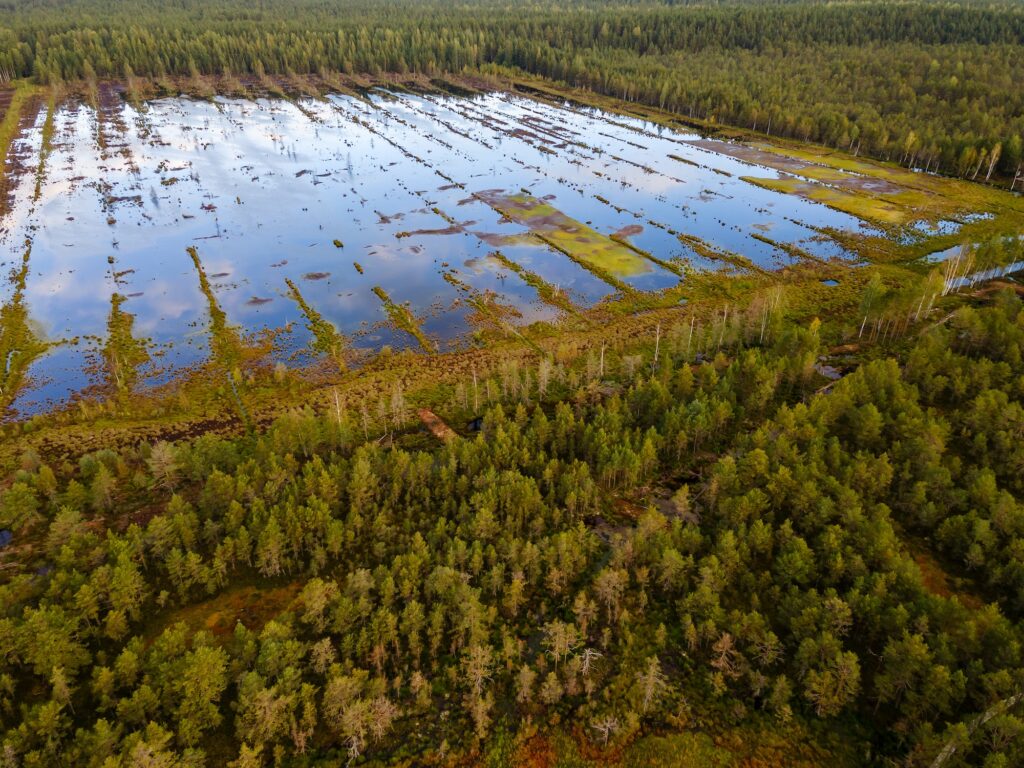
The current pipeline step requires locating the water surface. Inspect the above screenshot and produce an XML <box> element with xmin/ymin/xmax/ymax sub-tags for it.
<box><xmin>0</xmin><ymin>90</ymin><xmax>898</xmax><ymax>415</ymax></box>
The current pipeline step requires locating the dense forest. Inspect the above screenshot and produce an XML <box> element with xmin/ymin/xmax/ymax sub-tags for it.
<box><xmin>0</xmin><ymin>0</ymin><xmax>1023</xmax><ymax>182</ymax></box>
<box><xmin>3</xmin><ymin>2</ymin><xmax>1024</xmax><ymax>765</ymax></box>
<box><xmin>2</xmin><ymin>270</ymin><xmax>1024</xmax><ymax>764</ymax></box>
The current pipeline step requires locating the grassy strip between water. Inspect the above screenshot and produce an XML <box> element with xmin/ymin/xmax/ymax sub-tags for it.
<box><xmin>742</xmin><ymin>175</ymin><xmax>909</xmax><ymax>226</ymax></box>
<box><xmin>32</xmin><ymin>88</ymin><xmax>56</xmax><ymax>201</ymax></box>
<box><xmin>285</xmin><ymin>278</ymin><xmax>348</xmax><ymax>368</ymax></box>
<box><xmin>186</xmin><ymin>246</ymin><xmax>246</xmax><ymax>371</ymax></box>
<box><xmin>371</xmin><ymin>285</ymin><xmax>437</xmax><ymax>353</ymax></box>
<box><xmin>431</xmin><ymin>205</ymin><xmax>460</xmax><ymax>226</ymax></box>
<box><xmin>0</xmin><ymin>239</ymin><xmax>50</xmax><ymax>414</ymax></box>
<box><xmin>442</xmin><ymin>271</ymin><xmax>542</xmax><ymax>352</ymax></box>
<box><xmin>676</xmin><ymin>232</ymin><xmax>768</xmax><ymax>276</ymax></box>
<box><xmin>102</xmin><ymin>292</ymin><xmax>150</xmax><ymax>394</ymax></box>
<box><xmin>0</xmin><ymin>81</ymin><xmax>40</xmax><ymax>211</ymax></box>
<box><xmin>488</xmin><ymin>250</ymin><xmax>584</xmax><ymax>320</ymax></box>
<box><xmin>668</xmin><ymin>152</ymin><xmax>699</xmax><ymax>168</ymax></box>
<box><xmin>474</xmin><ymin>190</ymin><xmax>647</xmax><ymax>293</ymax></box>
<box><xmin>750</xmin><ymin>232</ymin><xmax>829</xmax><ymax>266</ymax></box>
<box><xmin>0</xmin><ymin>81</ymin><xmax>37</xmax><ymax>164</ymax></box>
<box><xmin>532</xmin><ymin>231</ymin><xmax>636</xmax><ymax>296</ymax></box>
<box><xmin>609</xmin><ymin>232</ymin><xmax>687</xmax><ymax>278</ymax></box>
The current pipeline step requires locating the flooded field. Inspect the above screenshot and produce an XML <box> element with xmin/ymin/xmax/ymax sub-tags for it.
<box><xmin>0</xmin><ymin>87</ymin><xmax>1006</xmax><ymax>417</ymax></box>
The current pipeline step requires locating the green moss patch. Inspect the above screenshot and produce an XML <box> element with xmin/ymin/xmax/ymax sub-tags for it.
<box><xmin>0</xmin><ymin>239</ymin><xmax>50</xmax><ymax>414</ymax></box>
<box><xmin>743</xmin><ymin>175</ymin><xmax>910</xmax><ymax>226</ymax></box>
<box><xmin>285</xmin><ymin>278</ymin><xmax>349</xmax><ymax>368</ymax></box>
<box><xmin>474</xmin><ymin>190</ymin><xmax>652</xmax><ymax>288</ymax></box>
<box><xmin>372</xmin><ymin>285</ymin><xmax>437</xmax><ymax>352</ymax></box>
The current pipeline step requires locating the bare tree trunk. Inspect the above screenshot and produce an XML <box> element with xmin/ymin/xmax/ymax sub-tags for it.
<box><xmin>472</xmin><ymin>365</ymin><xmax>479</xmax><ymax>412</ymax></box>
<box><xmin>972</xmin><ymin>150</ymin><xmax>986</xmax><ymax>181</ymax></box>
<box><xmin>985</xmin><ymin>144</ymin><xmax>1002</xmax><ymax>181</ymax></box>
<box><xmin>929</xmin><ymin>692</ymin><xmax>1024</xmax><ymax>768</ymax></box>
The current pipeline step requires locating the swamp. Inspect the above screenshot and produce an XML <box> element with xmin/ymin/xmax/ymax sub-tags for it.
<box><xmin>2</xmin><ymin>79</ymin><xmax>1021</xmax><ymax>421</ymax></box>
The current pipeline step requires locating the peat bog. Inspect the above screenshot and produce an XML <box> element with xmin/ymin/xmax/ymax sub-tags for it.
<box><xmin>3</xmin><ymin>82</ymin><xmax>1013</xmax><ymax>419</ymax></box>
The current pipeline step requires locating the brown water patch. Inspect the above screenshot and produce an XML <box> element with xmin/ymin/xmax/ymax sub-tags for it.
<box><xmin>397</xmin><ymin>225</ymin><xmax>463</xmax><ymax>237</ymax></box>
<box><xmin>612</xmin><ymin>224</ymin><xmax>644</xmax><ymax>238</ymax></box>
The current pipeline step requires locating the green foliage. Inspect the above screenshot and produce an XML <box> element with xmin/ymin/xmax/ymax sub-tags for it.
<box><xmin>3</xmin><ymin>268</ymin><xmax>1024</xmax><ymax>765</ymax></box>
<box><xmin>1</xmin><ymin>1</ymin><xmax>1023</xmax><ymax>180</ymax></box>
<box><xmin>0</xmin><ymin>481</ymin><xmax>38</xmax><ymax>529</ymax></box>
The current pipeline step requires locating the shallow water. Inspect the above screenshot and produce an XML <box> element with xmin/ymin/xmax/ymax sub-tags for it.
<box><xmin>0</xmin><ymin>90</ymin><xmax>913</xmax><ymax>415</ymax></box>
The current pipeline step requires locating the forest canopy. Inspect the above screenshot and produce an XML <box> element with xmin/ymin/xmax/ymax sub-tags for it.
<box><xmin>3</xmin><ymin>269</ymin><xmax>1024</xmax><ymax>764</ymax></box>
<box><xmin>3</xmin><ymin>2</ymin><xmax>1024</xmax><ymax>766</ymax></box>
<box><xmin>0</xmin><ymin>0</ymin><xmax>1023</xmax><ymax>181</ymax></box>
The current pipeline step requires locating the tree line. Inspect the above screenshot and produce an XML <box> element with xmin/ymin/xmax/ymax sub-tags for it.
<box><xmin>1</xmin><ymin>0</ymin><xmax>1023</xmax><ymax>182</ymax></box>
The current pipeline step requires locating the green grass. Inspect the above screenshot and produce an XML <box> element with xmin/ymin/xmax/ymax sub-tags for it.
<box><xmin>32</xmin><ymin>88</ymin><xmax>56</xmax><ymax>201</ymax></box>
<box><xmin>443</xmin><ymin>271</ymin><xmax>543</xmax><ymax>352</ymax></box>
<box><xmin>0</xmin><ymin>80</ymin><xmax>40</xmax><ymax>212</ymax></box>
<box><xmin>475</xmin><ymin>191</ymin><xmax>650</xmax><ymax>285</ymax></box>
<box><xmin>372</xmin><ymin>285</ymin><xmax>437</xmax><ymax>352</ymax></box>
<box><xmin>0</xmin><ymin>81</ymin><xmax>37</xmax><ymax>164</ymax></box>
<box><xmin>742</xmin><ymin>175</ymin><xmax>909</xmax><ymax>226</ymax></box>
<box><xmin>609</xmin><ymin>233</ymin><xmax>687</xmax><ymax>278</ymax></box>
<box><xmin>676</xmin><ymin>232</ymin><xmax>767</xmax><ymax>276</ymax></box>
<box><xmin>742</xmin><ymin>138</ymin><xmax>1024</xmax><ymax>232</ymax></box>
<box><xmin>186</xmin><ymin>246</ymin><xmax>246</xmax><ymax>371</ymax></box>
<box><xmin>285</xmin><ymin>277</ymin><xmax>349</xmax><ymax>368</ymax></box>
<box><xmin>103</xmin><ymin>292</ymin><xmax>151</xmax><ymax>393</ymax></box>
<box><xmin>0</xmin><ymin>239</ymin><xmax>50</xmax><ymax>414</ymax></box>
<box><xmin>489</xmin><ymin>250</ymin><xmax>585</xmax><ymax>320</ymax></box>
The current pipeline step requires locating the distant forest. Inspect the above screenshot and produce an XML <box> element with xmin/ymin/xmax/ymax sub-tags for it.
<box><xmin>1</xmin><ymin>0</ymin><xmax>1023</xmax><ymax>183</ymax></box>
